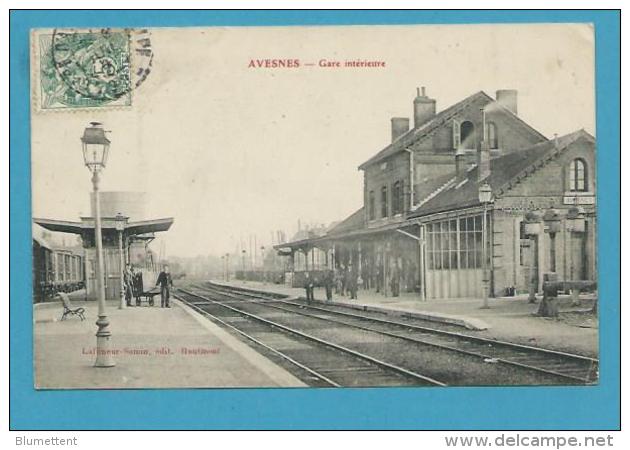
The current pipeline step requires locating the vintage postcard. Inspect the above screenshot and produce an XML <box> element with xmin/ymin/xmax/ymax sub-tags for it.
<box><xmin>30</xmin><ymin>23</ymin><xmax>598</xmax><ymax>390</ymax></box>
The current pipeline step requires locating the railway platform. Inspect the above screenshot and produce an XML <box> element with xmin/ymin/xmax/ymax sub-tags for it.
<box><xmin>211</xmin><ymin>279</ymin><xmax>598</xmax><ymax>357</ymax></box>
<box><xmin>33</xmin><ymin>293</ymin><xmax>306</xmax><ymax>389</ymax></box>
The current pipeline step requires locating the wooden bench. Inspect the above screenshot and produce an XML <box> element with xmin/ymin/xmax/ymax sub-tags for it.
<box><xmin>57</xmin><ymin>292</ymin><xmax>85</xmax><ymax>321</ymax></box>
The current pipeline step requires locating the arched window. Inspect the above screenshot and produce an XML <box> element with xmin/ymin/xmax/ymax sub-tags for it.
<box><xmin>381</xmin><ymin>185</ymin><xmax>388</xmax><ymax>218</ymax></box>
<box><xmin>460</xmin><ymin>121</ymin><xmax>475</xmax><ymax>149</ymax></box>
<box><xmin>569</xmin><ymin>158</ymin><xmax>588</xmax><ymax>192</ymax></box>
<box><xmin>486</xmin><ymin>122</ymin><xmax>498</xmax><ymax>149</ymax></box>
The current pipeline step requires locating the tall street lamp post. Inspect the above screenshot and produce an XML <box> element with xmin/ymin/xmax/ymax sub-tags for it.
<box><xmin>478</xmin><ymin>182</ymin><xmax>493</xmax><ymax>309</ymax></box>
<box><xmin>81</xmin><ymin>122</ymin><xmax>115</xmax><ymax>368</ymax></box>
<box><xmin>115</xmin><ymin>213</ymin><xmax>127</xmax><ymax>310</ymax></box>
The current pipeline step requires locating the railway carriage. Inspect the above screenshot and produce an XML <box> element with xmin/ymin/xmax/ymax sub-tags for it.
<box><xmin>33</xmin><ymin>236</ymin><xmax>85</xmax><ymax>303</ymax></box>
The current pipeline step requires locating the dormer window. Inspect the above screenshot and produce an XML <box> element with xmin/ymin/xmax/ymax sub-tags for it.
<box><xmin>569</xmin><ymin>158</ymin><xmax>588</xmax><ymax>192</ymax></box>
<box><xmin>460</xmin><ymin>121</ymin><xmax>475</xmax><ymax>149</ymax></box>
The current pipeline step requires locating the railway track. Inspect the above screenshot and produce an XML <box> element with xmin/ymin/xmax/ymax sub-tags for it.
<box><xmin>176</xmin><ymin>288</ymin><xmax>445</xmax><ymax>387</ymax></box>
<box><xmin>176</xmin><ymin>283</ymin><xmax>598</xmax><ymax>386</ymax></box>
<box><xmin>205</xmin><ymin>282</ymin><xmax>599</xmax><ymax>385</ymax></box>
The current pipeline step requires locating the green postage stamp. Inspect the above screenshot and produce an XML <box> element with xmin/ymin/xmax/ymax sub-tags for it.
<box><xmin>32</xmin><ymin>28</ymin><xmax>153</xmax><ymax>111</ymax></box>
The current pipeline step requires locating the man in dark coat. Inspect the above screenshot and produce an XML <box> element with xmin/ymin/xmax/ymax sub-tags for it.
<box><xmin>348</xmin><ymin>264</ymin><xmax>358</xmax><ymax>300</ymax></box>
<box><xmin>156</xmin><ymin>265</ymin><xmax>173</xmax><ymax>308</ymax></box>
<box><xmin>391</xmin><ymin>263</ymin><xmax>401</xmax><ymax>297</ymax></box>
<box><xmin>124</xmin><ymin>264</ymin><xmax>134</xmax><ymax>307</ymax></box>
<box><xmin>303</xmin><ymin>272</ymin><xmax>315</xmax><ymax>301</ymax></box>
<box><xmin>324</xmin><ymin>269</ymin><xmax>333</xmax><ymax>301</ymax></box>
<box><xmin>132</xmin><ymin>267</ymin><xmax>143</xmax><ymax>306</ymax></box>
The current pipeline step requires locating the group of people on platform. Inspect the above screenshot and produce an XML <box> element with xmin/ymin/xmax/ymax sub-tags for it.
<box><xmin>123</xmin><ymin>264</ymin><xmax>173</xmax><ymax>308</ymax></box>
<box><xmin>302</xmin><ymin>259</ymin><xmax>417</xmax><ymax>303</ymax></box>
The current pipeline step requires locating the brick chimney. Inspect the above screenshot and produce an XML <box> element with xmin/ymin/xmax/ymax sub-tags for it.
<box><xmin>391</xmin><ymin>117</ymin><xmax>410</xmax><ymax>142</ymax></box>
<box><xmin>496</xmin><ymin>89</ymin><xmax>518</xmax><ymax>115</ymax></box>
<box><xmin>413</xmin><ymin>86</ymin><xmax>436</xmax><ymax>128</ymax></box>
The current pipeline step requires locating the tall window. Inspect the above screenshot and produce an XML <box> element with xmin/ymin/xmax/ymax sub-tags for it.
<box><xmin>460</xmin><ymin>121</ymin><xmax>475</xmax><ymax>149</ymax></box>
<box><xmin>65</xmin><ymin>254</ymin><xmax>71</xmax><ymax>281</ymax></box>
<box><xmin>426</xmin><ymin>216</ymin><xmax>483</xmax><ymax>271</ymax></box>
<box><xmin>392</xmin><ymin>181</ymin><xmax>402</xmax><ymax>215</ymax></box>
<box><xmin>486</xmin><ymin>122</ymin><xmax>498</xmax><ymax>149</ymax></box>
<box><xmin>459</xmin><ymin>216</ymin><xmax>483</xmax><ymax>269</ymax></box>
<box><xmin>381</xmin><ymin>185</ymin><xmax>388</xmax><ymax>218</ymax></box>
<box><xmin>569</xmin><ymin>158</ymin><xmax>588</xmax><ymax>192</ymax></box>
<box><xmin>368</xmin><ymin>191</ymin><xmax>375</xmax><ymax>220</ymax></box>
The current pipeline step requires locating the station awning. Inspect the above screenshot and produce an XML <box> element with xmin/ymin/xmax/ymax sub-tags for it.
<box><xmin>33</xmin><ymin>218</ymin><xmax>83</xmax><ymax>234</ymax></box>
<box><xmin>126</xmin><ymin>218</ymin><xmax>174</xmax><ymax>235</ymax></box>
<box><xmin>34</xmin><ymin>217</ymin><xmax>174</xmax><ymax>237</ymax></box>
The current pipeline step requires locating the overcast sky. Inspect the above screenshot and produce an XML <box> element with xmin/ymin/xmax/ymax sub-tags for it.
<box><xmin>32</xmin><ymin>23</ymin><xmax>595</xmax><ymax>258</ymax></box>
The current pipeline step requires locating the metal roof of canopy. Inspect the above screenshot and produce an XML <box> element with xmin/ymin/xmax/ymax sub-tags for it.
<box><xmin>125</xmin><ymin>218</ymin><xmax>174</xmax><ymax>235</ymax></box>
<box><xmin>33</xmin><ymin>217</ymin><xmax>174</xmax><ymax>236</ymax></box>
<box><xmin>32</xmin><ymin>218</ymin><xmax>83</xmax><ymax>234</ymax></box>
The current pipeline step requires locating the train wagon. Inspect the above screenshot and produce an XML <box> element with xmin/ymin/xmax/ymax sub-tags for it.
<box><xmin>33</xmin><ymin>236</ymin><xmax>85</xmax><ymax>303</ymax></box>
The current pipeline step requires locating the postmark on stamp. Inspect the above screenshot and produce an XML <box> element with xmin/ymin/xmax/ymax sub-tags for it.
<box><xmin>33</xmin><ymin>28</ymin><xmax>153</xmax><ymax>111</ymax></box>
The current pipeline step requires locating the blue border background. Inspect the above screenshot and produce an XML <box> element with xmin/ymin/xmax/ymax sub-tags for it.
<box><xmin>10</xmin><ymin>10</ymin><xmax>620</xmax><ymax>430</ymax></box>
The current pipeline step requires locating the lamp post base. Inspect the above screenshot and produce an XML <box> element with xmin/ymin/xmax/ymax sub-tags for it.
<box><xmin>94</xmin><ymin>316</ymin><xmax>116</xmax><ymax>368</ymax></box>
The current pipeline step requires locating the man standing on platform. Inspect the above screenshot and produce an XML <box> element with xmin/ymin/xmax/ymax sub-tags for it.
<box><xmin>375</xmin><ymin>259</ymin><xmax>383</xmax><ymax>293</ymax></box>
<box><xmin>324</xmin><ymin>269</ymin><xmax>334</xmax><ymax>301</ymax></box>
<box><xmin>348</xmin><ymin>263</ymin><xmax>358</xmax><ymax>300</ymax></box>
<box><xmin>156</xmin><ymin>265</ymin><xmax>173</xmax><ymax>308</ymax></box>
<box><xmin>304</xmin><ymin>271</ymin><xmax>315</xmax><ymax>301</ymax></box>
<box><xmin>132</xmin><ymin>266</ymin><xmax>144</xmax><ymax>306</ymax></box>
<box><xmin>391</xmin><ymin>262</ymin><xmax>401</xmax><ymax>297</ymax></box>
<box><xmin>124</xmin><ymin>264</ymin><xmax>134</xmax><ymax>307</ymax></box>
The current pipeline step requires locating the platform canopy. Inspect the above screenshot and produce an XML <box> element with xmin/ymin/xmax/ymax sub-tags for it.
<box><xmin>34</xmin><ymin>217</ymin><xmax>174</xmax><ymax>236</ymax></box>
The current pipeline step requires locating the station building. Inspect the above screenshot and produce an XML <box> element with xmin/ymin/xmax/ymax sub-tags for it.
<box><xmin>34</xmin><ymin>191</ymin><xmax>174</xmax><ymax>300</ymax></box>
<box><xmin>275</xmin><ymin>88</ymin><xmax>597</xmax><ymax>300</ymax></box>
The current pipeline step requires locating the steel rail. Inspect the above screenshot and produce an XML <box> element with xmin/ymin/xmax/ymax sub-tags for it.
<box><xmin>175</xmin><ymin>293</ymin><xmax>341</xmax><ymax>387</ymax></box>
<box><xmin>178</xmin><ymin>288</ymin><xmax>447</xmax><ymax>387</ymax></box>
<box><xmin>205</xmin><ymin>283</ymin><xmax>598</xmax><ymax>384</ymax></box>
<box><xmin>211</xmin><ymin>282</ymin><xmax>598</xmax><ymax>363</ymax></box>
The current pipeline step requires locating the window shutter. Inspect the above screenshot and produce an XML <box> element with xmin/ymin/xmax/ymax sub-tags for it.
<box><xmin>452</xmin><ymin>120</ymin><xmax>461</xmax><ymax>150</ymax></box>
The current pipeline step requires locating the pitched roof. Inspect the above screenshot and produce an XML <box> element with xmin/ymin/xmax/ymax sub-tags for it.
<box><xmin>327</xmin><ymin>208</ymin><xmax>365</xmax><ymax>236</ymax></box>
<box><xmin>408</xmin><ymin>129</ymin><xmax>594</xmax><ymax>218</ymax></box>
<box><xmin>273</xmin><ymin>209</ymin><xmax>365</xmax><ymax>250</ymax></box>
<box><xmin>358</xmin><ymin>90</ymin><xmax>547</xmax><ymax>170</ymax></box>
<box><xmin>413</xmin><ymin>172</ymin><xmax>457</xmax><ymax>208</ymax></box>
